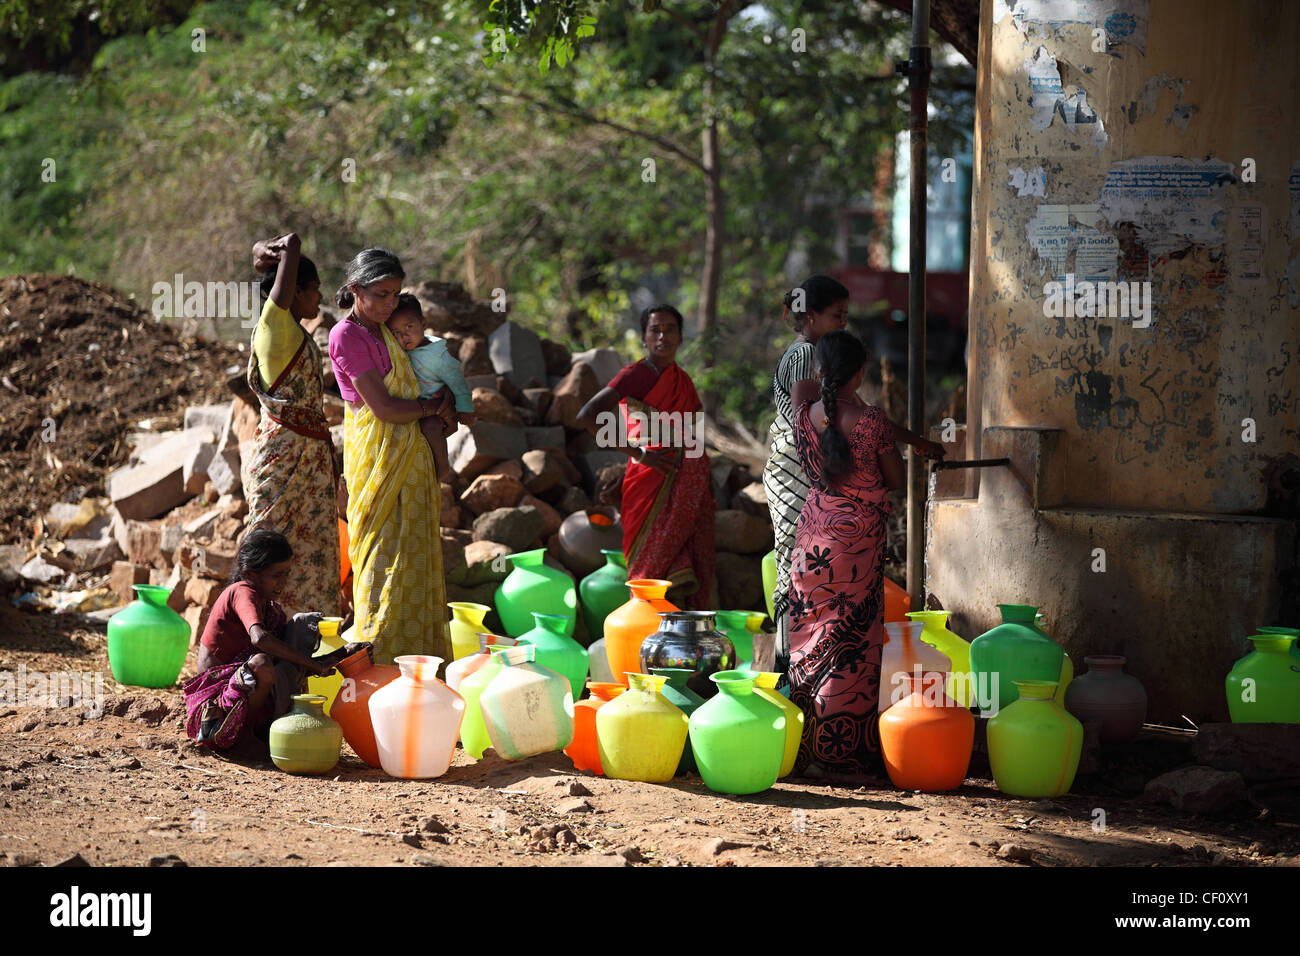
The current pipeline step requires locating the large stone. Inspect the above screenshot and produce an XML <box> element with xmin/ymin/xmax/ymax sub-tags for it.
<box><xmin>175</xmin><ymin>541</ymin><xmax>236</xmax><ymax>581</ymax></box>
<box><xmin>733</xmin><ymin>482</ymin><xmax>769</xmax><ymax>518</ymax></box>
<box><xmin>524</xmin><ymin>425</ymin><xmax>566</xmax><ymax>452</ymax></box>
<box><xmin>463</xmin><ymin>540</ymin><xmax>512</xmax><ymax>586</ymax></box>
<box><xmin>182</xmin><ymin>442</ymin><xmax>217</xmax><ymax>496</ymax></box>
<box><xmin>521</xmin><ymin>449</ymin><xmax>566</xmax><ymax>495</ymax></box>
<box><xmin>460</xmin><ymin>474</ymin><xmax>527</xmax><ymax>515</ymax></box>
<box><xmin>558</xmin><ymin>486</ymin><xmax>592</xmax><ymax>514</ymax></box>
<box><xmin>521</xmin><ymin>494</ymin><xmax>563</xmax><ymax>537</ymax></box>
<box><xmin>482</xmin><ymin>461</ymin><xmax>524</xmax><ymax>482</ymax></box>
<box><xmin>183</xmin><ymin>604</ymin><xmax>211</xmax><ymax>647</ymax></box>
<box><xmin>546</xmin><ymin>362</ymin><xmax>600</xmax><ymax>429</ymax></box>
<box><xmin>1144</xmin><ymin>766</ymin><xmax>1247</xmax><ymax>813</ymax></box>
<box><xmin>106</xmin><ymin>429</ymin><xmax>214</xmax><ymax>520</ymax></box>
<box><xmin>448</xmin><ymin>422</ymin><xmax>528</xmax><ymax>481</ymax></box>
<box><xmin>110</xmin><ymin>561</ymin><xmax>150</xmax><ymax>605</ymax></box>
<box><xmin>1193</xmin><ymin>723</ymin><xmax>1300</xmax><ymax>782</ymax></box>
<box><xmin>521</xmin><ymin>388</ymin><xmax>553</xmax><ymax>419</ymax></box>
<box><xmin>230</xmin><ymin>397</ymin><xmax>261</xmax><ymax>446</ymax></box>
<box><xmin>472</xmin><ymin>506</ymin><xmax>545</xmax><ymax>552</ymax></box>
<box><xmin>715</xmin><ymin>552</ymin><xmax>764</xmax><ymax>611</ymax></box>
<box><xmin>184</xmin><ymin>575</ymin><xmax>225</xmax><ymax>610</ymax></box>
<box><xmin>125</xmin><ymin>520</ymin><xmax>166</xmax><ymax>569</ymax></box>
<box><xmin>494</xmin><ymin>375</ymin><xmax>522</xmax><ymax>406</ymax></box>
<box><xmin>489</xmin><ymin>320</ymin><xmax>548</xmax><ymax>389</ymax></box>
<box><xmin>459</xmin><ymin>336</ymin><xmax>494</xmax><ymax>376</ymax></box>
<box><xmin>539</xmin><ymin>339</ymin><xmax>572</xmax><ymax>377</ymax></box>
<box><xmin>714</xmin><ymin>510</ymin><xmax>773</xmax><ymax>555</ymax></box>
<box><xmin>413</xmin><ymin>280</ymin><xmax>505</xmax><ymax>337</ymax></box>
<box><xmin>470</xmin><ymin>387</ymin><xmax>523</xmax><ymax>426</ymax></box>
<box><xmin>441</xmin><ymin>532</ymin><xmax>468</xmax><ymax>587</ymax></box>
<box><xmin>571</xmin><ymin>347</ymin><xmax>626</xmax><ymax>387</ymax></box>
<box><xmin>61</xmin><ymin>536</ymin><xmax>123</xmax><ymax>572</ymax></box>
<box><xmin>462</xmin><ymin>374</ymin><xmax>498</xmax><ymax>392</ymax></box>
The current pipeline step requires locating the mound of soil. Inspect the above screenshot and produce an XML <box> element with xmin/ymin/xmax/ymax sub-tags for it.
<box><xmin>0</xmin><ymin>274</ymin><xmax>245</xmax><ymax>543</ymax></box>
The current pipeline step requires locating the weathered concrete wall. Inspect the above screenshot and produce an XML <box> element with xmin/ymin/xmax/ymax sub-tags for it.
<box><xmin>968</xmin><ymin>0</ymin><xmax>1299</xmax><ymax>512</ymax></box>
<box><xmin>926</xmin><ymin>427</ymin><xmax>1296</xmax><ymax>722</ymax></box>
<box><xmin>927</xmin><ymin>0</ymin><xmax>1299</xmax><ymax>722</ymax></box>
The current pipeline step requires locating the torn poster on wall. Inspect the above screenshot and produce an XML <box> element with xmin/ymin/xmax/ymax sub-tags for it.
<box><xmin>1136</xmin><ymin>74</ymin><xmax>1197</xmax><ymax>132</ymax></box>
<box><xmin>1232</xmin><ymin>204</ymin><xmax>1264</xmax><ymax>283</ymax></box>
<box><xmin>1023</xmin><ymin>46</ymin><xmax>1108</xmax><ymax>147</ymax></box>
<box><xmin>994</xmin><ymin>0</ymin><xmax>1149</xmax><ymax>55</ymax></box>
<box><xmin>1097</xmin><ymin>156</ymin><xmax>1236</xmax><ymax>258</ymax></box>
<box><xmin>1026</xmin><ymin>204</ymin><xmax>1120</xmax><ymax>281</ymax></box>
<box><xmin>1008</xmin><ymin>165</ymin><xmax>1048</xmax><ymax>197</ymax></box>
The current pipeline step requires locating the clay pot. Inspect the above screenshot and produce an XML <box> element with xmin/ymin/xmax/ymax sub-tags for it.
<box><xmin>557</xmin><ymin>507</ymin><xmax>623</xmax><ymax>578</ymax></box>
<box><xmin>1064</xmin><ymin>655</ymin><xmax>1147</xmax><ymax>743</ymax></box>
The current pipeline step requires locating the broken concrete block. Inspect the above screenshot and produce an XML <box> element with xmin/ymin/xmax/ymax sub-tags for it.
<box><xmin>206</xmin><ymin>446</ymin><xmax>242</xmax><ymax>497</ymax></box>
<box><xmin>110</xmin><ymin>561</ymin><xmax>150</xmax><ymax>605</ymax></box>
<box><xmin>182</xmin><ymin>442</ymin><xmax>217</xmax><ymax>495</ymax></box>
<box><xmin>448</xmin><ymin>422</ymin><xmax>528</xmax><ymax>482</ymax></box>
<box><xmin>571</xmin><ymin>347</ymin><xmax>626</xmax><ymax>387</ymax></box>
<box><xmin>184</xmin><ymin>403</ymin><xmax>235</xmax><ymax>445</ymax></box>
<box><xmin>107</xmin><ymin>429</ymin><xmax>213</xmax><ymax>520</ymax></box>
<box><xmin>489</xmin><ymin>320</ymin><xmax>548</xmax><ymax>390</ymax></box>
<box><xmin>125</xmin><ymin>520</ymin><xmax>165</xmax><ymax>569</ymax></box>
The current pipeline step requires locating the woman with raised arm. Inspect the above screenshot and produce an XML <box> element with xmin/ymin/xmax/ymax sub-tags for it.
<box><xmin>244</xmin><ymin>232</ymin><xmax>343</xmax><ymax>618</ymax></box>
<box><xmin>327</xmin><ymin>248</ymin><xmax>456</xmax><ymax>664</ymax></box>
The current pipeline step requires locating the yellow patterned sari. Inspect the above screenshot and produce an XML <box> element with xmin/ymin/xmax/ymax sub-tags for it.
<box><xmin>343</xmin><ymin>323</ymin><xmax>450</xmax><ymax>665</ymax></box>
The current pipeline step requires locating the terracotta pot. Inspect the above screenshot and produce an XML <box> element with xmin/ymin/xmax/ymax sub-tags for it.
<box><xmin>557</xmin><ymin>507</ymin><xmax>624</xmax><ymax>578</ymax></box>
<box><xmin>1063</xmin><ymin>655</ymin><xmax>1147</xmax><ymax>743</ymax></box>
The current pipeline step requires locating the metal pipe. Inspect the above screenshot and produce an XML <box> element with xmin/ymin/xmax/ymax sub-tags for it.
<box><xmin>932</xmin><ymin>458</ymin><xmax>1011</xmax><ymax>471</ymax></box>
<box><xmin>905</xmin><ymin>0</ymin><xmax>931</xmax><ymax>612</ymax></box>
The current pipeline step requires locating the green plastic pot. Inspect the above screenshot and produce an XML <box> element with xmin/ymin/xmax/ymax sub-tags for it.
<box><xmin>714</xmin><ymin>609</ymin><xmax>755</xmax><ymax>669</ymax></box>
<box><xmin>516</xmin><ymin>612</ymin><xmax>589</xmax><ymax>702</ymax></box>
<box><xmin>494</xmin><ymin>549</ymin><xmax>577</xmax><ymax>638</ymax></box>
<box><xmin>1226</xmin><ymin>634</ymin><xmax>1300</xmax><ymax>723</ymax></box>
<box><xmin>106</xmin><ymin>585</ymin><xmax>191</xmax><ymax>688</ymax></box>
<box><xmin>651</xmin><ymin>667</ymin><xmax>705</xmax><ymax>773</ymax></box>
<box><xmin>1254</xmin><ymin>626</ymin><xmax>1300</xmax><ymax>664</ymax></box>
<box><xmin>457</xmin><ymin>650</ymin><xmax>505</xmax><ymax>760</ymax></box>
<box><xmin>969</xmin><ymin>604</ymin><xmax>1065</xmax><ymax>714</ymax></box>
<box><xmin>987</xmin><ymin>680</ymin><xmax>1082</xmax><ymax>797</ymax></box>
<box><xmin>688</xmin><ymin>669</ymin><xmax>785</xmax><ymax>795</ymax></box>
<box><xmin>269</xmin><ymin>694</ymin><xmax>342</xmax><ymax>774</ymax></box>
<box><xmin>761</xmin><ymin>550</ymin><xmax>777</xmax><ymax>621</ymax></box>
<box><xmin>578</xmin><ymin>550</ymin><xmax>628</xmax><ymax>642</ymax></box>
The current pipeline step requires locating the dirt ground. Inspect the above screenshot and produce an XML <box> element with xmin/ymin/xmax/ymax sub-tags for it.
<box><xmin>2</xmin><ymin>603</ymin><xmax>1297</xmax><ymax>869</ymax></box>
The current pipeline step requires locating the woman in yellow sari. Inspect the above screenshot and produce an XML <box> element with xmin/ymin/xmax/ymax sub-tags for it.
<box><xmin>327</xmin><ymin>248</ymin><xmax>456</xmax><ymax>665</ymax></box>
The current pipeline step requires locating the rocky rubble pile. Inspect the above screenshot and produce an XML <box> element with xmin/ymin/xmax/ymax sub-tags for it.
<box><xmin>3</xmin><ymin>278</ymin><xmax>775</xmax><ymax>644</ymax></box>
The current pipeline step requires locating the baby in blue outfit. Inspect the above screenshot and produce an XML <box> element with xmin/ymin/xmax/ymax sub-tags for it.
<box><xmin>385</xmin><ymin>294</ymin><xmax>476</xmax><ymax>479</ymax></box>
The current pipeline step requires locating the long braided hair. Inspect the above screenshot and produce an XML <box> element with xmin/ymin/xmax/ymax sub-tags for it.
<box><xmin>815</xmin><ymin>330</ymin><xmax>867</xmax><ymax>488</ymax></box>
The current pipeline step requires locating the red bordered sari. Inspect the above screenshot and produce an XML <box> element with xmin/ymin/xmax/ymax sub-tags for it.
<box><xmin>618</xmin><ymin>362</ymin><xmax>715</xmax><ymax>608</ymax></box>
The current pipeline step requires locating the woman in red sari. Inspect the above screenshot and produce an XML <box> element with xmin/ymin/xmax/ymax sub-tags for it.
<box><xmin>576</xmin><ymin>306</ymin><xmax>715</xmax><ymax>608</ymax></box>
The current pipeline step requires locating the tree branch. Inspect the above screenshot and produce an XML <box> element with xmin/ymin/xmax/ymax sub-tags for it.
<box><xmin>657</xmin><ymin>2</ymin><xmax>707</xmax><ymax>44</ymax></box>
<box><xmin>488</xmin><ymin>84</ymin><xmax>706</xmax><ymax>173</ymax></box>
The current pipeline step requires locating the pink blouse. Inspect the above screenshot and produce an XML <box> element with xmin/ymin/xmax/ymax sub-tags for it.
<box><xmin>328</xmin><ymin>317</ymin><xmax>392</xmax><ymax>405</ymax></box>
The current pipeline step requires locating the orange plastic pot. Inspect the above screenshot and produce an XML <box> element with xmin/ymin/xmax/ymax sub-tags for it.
<box><xmin>330</xmin><ymin>648</ymin><xmax>400</xmax><ymax>768</ymax></box>
<box><xmin>603</xmin><ymin>579</ymin><xmax>677</xmax><ymax>687</ymax></box>
<box><xmin>879</xmin><ymin>674</ymin><xmax>974</xmax><ymax>792</ymax></box>
<box><xmin>338</xmin><ymin>518</ymin><xmax>351</xmax><ymax>586</ymax></box>
<box><xmin>884</xmin><ymin>577</ymin><xmax>909</xmax><ymax>624</ymax></box>
<box><xmin>564</xmin><ymin>681</ymin><xmax>625</xmax><ymax>774</ymax></box>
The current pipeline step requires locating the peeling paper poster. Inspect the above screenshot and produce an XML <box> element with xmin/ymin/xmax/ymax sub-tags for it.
<box><xmin>1098</xmin><ymin>157</ymin><xmax>1236</xmax><ymax>258</ymax></box>
<box><xmin>994</xmin><ymin>0</ymin><xmax>1149</xmax><ymax>54</ymax></box>
<box><xmin>1023</xmin><ymin>46</ymin><xmax>1108</xmax><ymax>147</ymax></box>
<box><xmin>1008</xmin><ymin>165</ymin><xmax>1047</xmax><ymax>197</ymax></box>
<box><xmin>1232</xmin><ymin>204</ymin><xmax>1264</xmax><ymax>282</ymax></box>
<box><xmin>1027</xmin><ymin>204</ymin><xmax>1120</xmax><ymax>281</ymax></box>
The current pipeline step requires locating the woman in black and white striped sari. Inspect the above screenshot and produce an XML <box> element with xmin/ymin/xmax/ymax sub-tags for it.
<box><xmin>762</xmin><ymin>276</ymin><xmax>850</xmax><ymax>676</ymax></box>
